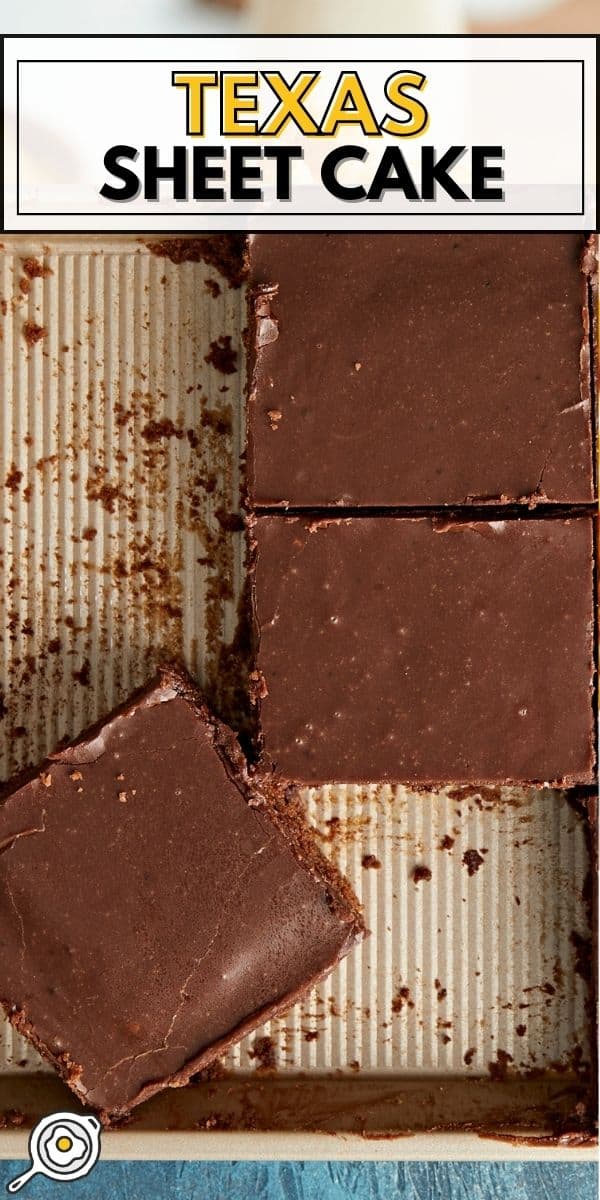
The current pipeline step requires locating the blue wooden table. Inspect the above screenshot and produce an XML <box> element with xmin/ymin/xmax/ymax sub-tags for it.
<box><xmin>0</xmin><ymin>1161</ymin><xmax>597</xmax><ymax>1198</ymax></box>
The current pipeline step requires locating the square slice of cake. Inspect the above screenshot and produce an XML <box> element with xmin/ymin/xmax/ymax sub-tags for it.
<box><xmin>0</xmin><ymin>667</ymin><xmax>365</xmax><ymax>1121</ymax></box>
<box><xmin>251</xmin><ymin>515</ymin><xmax>595</xmax><ymax>786</ymax></box>
<box><xmin>246</xmin><ymin>233</ymin><xmax>596</xmax><ymax>508</ymax></box>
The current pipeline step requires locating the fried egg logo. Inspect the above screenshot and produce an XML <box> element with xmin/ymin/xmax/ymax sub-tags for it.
<box><xmin>7</xmin><ymin>1112</ymin><xmax>101</xmax><ymax>1192</ymax></box>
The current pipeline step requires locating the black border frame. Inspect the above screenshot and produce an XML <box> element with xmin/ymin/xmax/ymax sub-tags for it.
<box><xmin>2</xmin><ymin>33</ymin><xmax>598</xmax><ymax>232</ymax></box>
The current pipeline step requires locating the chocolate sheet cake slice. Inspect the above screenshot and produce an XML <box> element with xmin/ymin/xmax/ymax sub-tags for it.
<box><xmin>0</xmin><ymin>667</ymin><xmax>365</xmax><ymax>1121</ymax></box>
<box><xmin>246</xmin><ymin>233</ymin><xmax>596</xmax><ymax>508</ymax></box>
<box><xmin>251</xmin><ymin>515</ymin><xmax>596</xmax><ymax>787</ymax></box>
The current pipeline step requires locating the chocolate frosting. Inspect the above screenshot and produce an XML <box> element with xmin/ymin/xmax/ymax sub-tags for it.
<box><xmin>252</xmin><ymin>516</ymin><xmax>596</xmax><ymax>786</ymax></box>
<box><xmin>247</xmin><ymin>234</ymin><xmax>595</xmax><ymax>508</ymax></box>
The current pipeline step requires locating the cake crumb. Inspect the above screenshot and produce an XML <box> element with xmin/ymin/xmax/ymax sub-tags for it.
<box><xmin>362</xmin><ymin>854</ymin><xmax>381</xmax><ymax>870</ymax></box>
<box><xmin>72</xmin><ymin>660</ymin><xmax>91</xmax><ymax>687</ymax></box>
<box><xmin>204</xmin><ymin>335</ymin><xmax>237</xmax><ymax>375</ymax></box>
<box><xmin>23</xmin><ymin>320</ymin><xmax>46</xmax><ymax>345</ymax></box>
<box><xmin>392</xmin><ymin>985</ymin><xmax>414</xmax><ymax>1013</ymax></box>
<box><xmin>0</xmin><ymin>1110</ymin><xmax>25</xmax><ymax>1129</ymax></box>
<box><xmin>267</xmin><ymin>408</ymin><xmax>283</xmax><ymax>430</ymax></box>
<box><xmin>434</xmin><ymin>979</ymin><xmax>447</xmax><ymax>1002</ymax></box>
<box><xmin>488</xmin><ymin>1049</ymin><xmax>513</xmax><ymax>1081</ymax></box>
<box><xmin>463</xmin><ymin>848</ymin><xmax>485</xmax><ymax>876</ymax></box>
<box><xmin>4</xmin><ymin>465</ymin><xmax>23</xmax><ymax>493</ymax></box>
<box><xmin>412</xmin><ymin>864</ymin><xmax>432</xmax><ymax>884</ymax></box>
<box><xmin>21</xmin><ymin>257</ymin><xmax>53</xmax><ymax>279</ymax></box>
<box><xmin>248</xmin><ymin>1035</ymin><xmax>276</xmax><ymax>1071</ymax></box>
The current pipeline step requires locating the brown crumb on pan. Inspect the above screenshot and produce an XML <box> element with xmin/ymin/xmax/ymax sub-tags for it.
<box><xmin>214</xmin><ymin>510</ymin><xmax>245</xmax><ymax>533</ymax></box>
<box><xmin>488</xmin><ymin>1049</ymin><xmax>514</xmax><ymax>1081</ymax></box>
<box><xmin>0</xmin><ymin>1110</ymin><xmax>25</xmax><ymax>1129</ymax></box>
<box><xmin>21</xmin><ymin>257</ymin><xmax>53</xmax><ymax>279</ymax></box>
<box><xmin>194</xmin><ymin>1114</ymin><xmax>234</xmax><ymax>1131</ymax></box>
<box><xmin>23</xmin><ymin>320</ymin><xmax>46</xmax><ymax>345</ymax></box>
<box><xmin>248</xmin><ymin>1035</ymin><xmax>276</xmax><ymax>1072</ymax></box>
<box><xmin>204</xmin><ymin>336</ymin><xmax>238</xmax><ymax>375</ymax></box>
<box><xmin>462</xmin><ymin>848</ymin><xmax>485</xmax><ymax>876</ymax></box>
<box><xmin>267</xmin><ymin>408</ymin><xmax>283</xmax><ymax>430</ymax></box>
<box><xmin>412</xmin><ymin>864</ymin><xmax>432</xmax><ymax>884</ymax></box>
<box><xmin>361</xmin><ymin>854</ymin><xmax>381</xmax><ymax>870</ymax></box>
<box><xmin>72</xmin><ymin>660</ymin><xmax>91</xmax><ymax>687</ymax></box>
<box><xmin>144</xmin><ymin>235</ymin><xmax>246</xmax><ymax>287</ymax></box>
<box><xmin>392</xmin><ymin>985</ymin><xmax>414</xmax><ymax>1013</ymax></box>
<box><xmin>200</xmin><ymin>407</ymin><xmax>233</xmax><ymax>436</ymax></box>
<box><xmin>84</xmin><ymin>465</ymin><xmax>139</xmax><ymax>520</ymax></box>
<box><xmin>434</xmin><ymin>979</ymin><xmax>447</xmax><ymax>1002</ymax></box>
<box><xmin>318</xmin><ymin>816</ymin><xmax>341</xmax><ymax>843</ymax></box>
<box><xmin>4</xmin><ymin>465</ymin><xmax>23</xmax><ymax>493</ymax></box>
<box><xmin>523</xmin><ymin>981</ymin><xmax>555</xmax><ymax>996</ymax></box>
<box><xmin>141</xmin><ymin>417</ymin><xmax>186</xmax><ymax>443</ymax></box>
<box><xmin>570</xmin><ymin>930</ymin><xmax>592</xmax><ymax>980</ymax></box>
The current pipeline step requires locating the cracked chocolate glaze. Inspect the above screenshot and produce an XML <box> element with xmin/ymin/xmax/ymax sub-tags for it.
<box><xmin>251</xmin><ymin>516</ymin><xmax>596</xmax><ymax>786</ymax></box>
<box><xmin>246</xmin><ymin>233</ymin><xmax>595</xmax><ymax>508</ymax></box>
<box><xmin>0</xmin><ymin>667</ymin><xmax>365</xmax><ymax>1121</ymax></box>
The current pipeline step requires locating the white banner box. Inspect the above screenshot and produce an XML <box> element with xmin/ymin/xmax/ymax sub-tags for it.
<box><xmin>2</xmin><ymin>35</ymin><xmax>597</xmax><ymax>231</ymax></box>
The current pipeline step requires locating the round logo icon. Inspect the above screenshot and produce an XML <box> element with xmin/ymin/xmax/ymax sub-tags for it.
<box><xmin>6</xmin><ymin>1112</ymin><xmax>101</xmax><ymax>1192</ymax></box>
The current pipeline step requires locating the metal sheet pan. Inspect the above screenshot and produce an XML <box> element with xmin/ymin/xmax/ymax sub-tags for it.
<box><xmin>0</xmin><ymin>235</ymin><xmax>595</xmax><ymax>1159</ymax></box>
